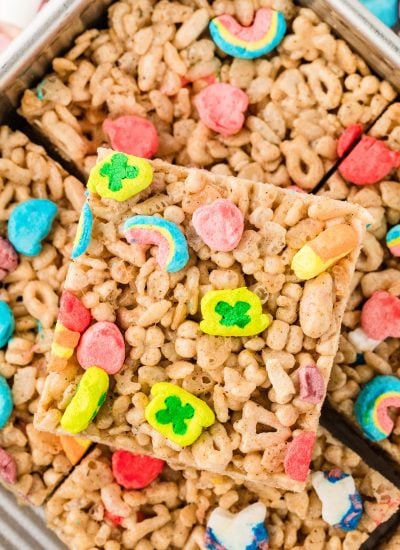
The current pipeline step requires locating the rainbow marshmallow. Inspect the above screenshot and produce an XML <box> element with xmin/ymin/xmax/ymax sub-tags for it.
<box><xmin>354</xmin><ymin>375</ymin><xmax>400</xmax><ymax>441</ymax></box>
<box><xmin>386</xmin><ymin>224</ymin><xmax>400</xmax><ymax>257</ymax></box>
<box><xmin>123</xmin><ymin>216</ymin><xmax>189</xmax><ymax>273</ymax></box>
<box><xmin>209</xmin><ymin>8</ymin><xmax>286</xmax><ymax>60</ymax></box>
<box><xmin>71</xmin><ymin>199</ymin><xmax>93</xmax><ymax>259</ymax></box>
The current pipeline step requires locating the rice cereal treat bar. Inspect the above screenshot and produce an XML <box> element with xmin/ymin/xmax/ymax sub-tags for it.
<box><xmin>383</xmin><ymin>524</ymin><xmax>400</xmax><ymax>550</ymax></box>
<box><xmin>45</xmin><ymin>428</ymin><xmax>400</xmax><ymax>550</ymax></box>
<box><xmin>35</xmin><ymin>150</ymin><xmax>369</xmax><ymax>490</ymax></box>
<box><xmin>0</xmin><ymin>125</ymin><xmax>90</xmax><ymax>505</ymax></box>
<box><xmin>318</xmin><ymin>106</ymin><xmax>400</xmax><ymax>465</ymax></box>
<box><xmin>19</xmin><ymin>1</ymin><xmax>395</xmax><ymax>190</ymax></box>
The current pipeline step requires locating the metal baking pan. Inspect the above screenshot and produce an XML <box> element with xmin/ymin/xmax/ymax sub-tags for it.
<box><xmin>0</xmin><ymin>1</ymin><xmax>399</xmax><ymax>549</ymax></box>
<box><xmin>0</xmin><ymin>0</ymin><xmax>113</xmax><ymax>121</ymax></box>
<box><xmin>302</xmin><ymin>0</ymin><xmax>400</xmax><ymax>88</ymax></box>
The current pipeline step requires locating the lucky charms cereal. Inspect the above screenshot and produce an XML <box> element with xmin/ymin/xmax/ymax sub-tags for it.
<box><xmin>192</xmin><ymin>198</ymin><xmax>244</xmax><ymax>252</ymax></box>
<box><xmin>386</xmin><ymin>224</ymin><xmax>400</xmax><ymax>257</ymax></box>
<box><xmin>0</xmin><ymin>375</ymin><xmax>13</xmax><ymax>428</ymax></box>
<box><xmin>123</xmin><ymin>215</ymin><xmax>189</xmax><ymax>273</ymax></box>
<box><xmin>209</xmin><ymin>8</ymin><xmax>287</xmax><ymax>60</ymax></box>
<box><xmin>8</xmin><ymin>198</ymin><xmax>58</xmax><ymax>257</ymax></box>
<box><xmin>0</xmin><ymin>125</ymin><xmax>87</xmax><ymax>505</ymax></box>
<box><xmin>200</xmin><ymin>287</ymin><xmax>271</xmax><ymax>337</ymax></box>
<box><xmin>319</xmin><ymin>102</ymin><xmax>400</xmax><ymax>469</ymax></box>
<box><xmin>0</xmin><ymin>301</ymin><xmax>15</xmax><ymax>348</ymax></box>
<box><xmin>19</xmin><ymin>1</ymin><xmax>396</xmax><ymax>191</ymax></box>
<box><xmin>87</xmin><ymin>152</ymin><xmax>153</xmax><ymax>202</ymax></box>
<box><xmin>194</xmin><ymin>83</ymin><xmax>249</xmax><ymax>137</ymax></box>
<box><xmin>311</xmin><ymin>469</ymin><xmax>363</xmax><ymax>531</ymax></box>
<box><xmin>354</xmin><ymin>375</ymin><xmax>400</xmax><ymax>441</ymax></box>
<box><xmin>71</xmin><ymin>199</ymin><xmax>93</xmax><ymax>260</ymax></box>
<box><xmin>205</xmin><ymin>502</ymin><xmax>269</xmax><ymax>550</ymax></box>
<box><xmin>35</xmin><ymin>153</ymin><xmax>369</xmax><ymax>490</ymax></box>
<box><xmin>46</xmin><ymin>429</ymin><xmax>400</xmax><ymax>550</ymax></box>
<box><xmin>111</xmin><ymin>449</ymin><xmax>164</xmax><ymax>489</ymax></box>
<box><xmin>0</xmin><ymin>237</ymin><xmax>18</xmax><ymax>281</ymax></box>
<box><xmin>103</xmin><ymin>115</ymin><xmax>159</xmax><ymax>159</ymax></box>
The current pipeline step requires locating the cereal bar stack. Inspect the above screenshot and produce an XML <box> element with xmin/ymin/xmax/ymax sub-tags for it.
<box><xmin>321</xmin><ymin>103</ymin><xmax>400</xmax><ymax>468</ymax></box>
<box><xmin>35</xmin><ymin>150</ymin><xmax>369</xmax><ymax>492</ymax></box>
<box><xmin>0</xmin><ymin>126</ymin><xmax>88</xmax><ymax>505</ymax></box>
<box><xmin>45</xmin><ymin>429</ymin><xmax>400</xmax><ymax>550</ymax></box>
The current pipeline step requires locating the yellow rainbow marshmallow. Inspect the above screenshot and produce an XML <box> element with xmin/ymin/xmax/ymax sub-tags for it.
<box><xmin>60</xmin><ymin>435</ymin><xmax>91</xmax><ymax>465</ymax></box>
<box><xmin>291</xmin><ymin>224</ymin><xmax>358</xmax><ymax>280</ymax></box>
<box><xmin>123</xmin><ymin>215</ymin><xmax>189</xmax><ymax>273</ymax></box>
<box><xmin>209</xmin><ymin>8</ymin><xmax>286</xmax><ymax>59</ymax></box>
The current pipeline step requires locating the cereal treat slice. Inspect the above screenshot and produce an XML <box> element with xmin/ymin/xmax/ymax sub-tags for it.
<box><xmin>320</xmin><ymin>104</ymin><xmax>400</xmax><ymax>466</ymax></box>
<box><xmin>0</xmin><ymin>125</ymin><xmax>90</xmax><ymax>505</ymax></box>
<box><xmin>35</xmin><ymin>151</ymin><xmax>370</xmax><ymax>490</ymax></box>
<box><xmin>19</xmin><ymin>1</ymin><xmax>395</xmax><ymax>190</ymax></box>
<box><xmin>46</xmin><ymin>429</ymin><xmax>400</xmax><ymax>550</ymax></box>
<box><xmin>383</xmin><ymin>524</ymin><xmax>400</xmax><ymax>550</ymax></box>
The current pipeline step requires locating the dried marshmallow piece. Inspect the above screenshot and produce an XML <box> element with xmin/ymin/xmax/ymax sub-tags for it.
<box><xmin>205</xmin><ymin>502</ymin><xmax>269</xmax><ymax>550</ymax></box>
<box><xmin>209</xmin><ymin>8</ymin><xmax>286</xmax><ymax>59</ymax></box>
<box><xmin>312</xmin><ymin>469</ymin><xmax>363</xmax><ymax>531</ymax></box>
<box><xmin>354</xmin><ymin>375</ymin><xmax>400</xmax><ymax>441</ymax></box>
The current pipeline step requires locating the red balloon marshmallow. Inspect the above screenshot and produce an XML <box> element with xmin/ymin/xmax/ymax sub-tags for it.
<box><xmin>195</xmin><ymin>83</ymin><xmax>249</xmax><ymax>136</ymax></box>
<box><xmin>284</xmin><ymin>431</ymin><xmax>316</xmax><ymax>482</ymax></box>
<box><xmin>192</xmin><ymin>199</ymin><xmax>244</xmax><ymax>252</ymax></box>
<box><xmin>298</xmin><ymin>365</ymin><xmax>325</xmax><ymax>404</ymax></box>
<box><xmin>361</xmin><ymin>291</ymin><xmax>400</xmax><ymax>341</ymax></box>
<box><xmin>103</xmin><ymin>115</ymin><xmax>159</xmax><ymax>159</ymax></box>
<box><xmin>59</xmin><ymin>290</ymin><xmax>91</xmax><ymax>333</ymax></box>
<box><xmin>338</xmin><ymin>124</ymin><xmax>400</xmax><ymax>185</ymax></box>
<box><xmin>0</xmin><ymin>237</ymin><xmax>18</xmax><ymax>281</ymax></box>
<box><xmin>77</xmin><ymin>321</ymin><xmax>125</xmax><ymax>375</ymax></box>
<box><xmin>112</xmin><ymin>450</ymin><xmax>164</xmax><ymax>489</ymax></box>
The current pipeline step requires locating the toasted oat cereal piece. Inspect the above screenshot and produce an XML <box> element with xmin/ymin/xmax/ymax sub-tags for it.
<box><xmin>46</xmin><ymin>428</ymin><xmax>400</xmax><ymax>550</ymax></box>
<box><xmin>19</xmin><ymin>2</ymin><xmax>395</xmax><ymax>190</ymax></box>
<box><xmin>36</xmin><ymin>153</ymin><xmax>369</xmax><ymax>490</ymax></box>
<box><xmin>0</xmin><ymin>125</ymin><xmax>86</xmax><ymax>505</ymax></box>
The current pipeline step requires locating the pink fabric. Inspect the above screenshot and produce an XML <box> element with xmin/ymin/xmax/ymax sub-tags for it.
<box><xmin>217</xmin><ymin>9</ymin><xmax>273</xmax><ymax>41</ymax></box>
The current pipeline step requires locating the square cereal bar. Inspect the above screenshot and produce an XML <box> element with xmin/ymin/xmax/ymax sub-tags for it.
<box><xmin>19</xmin><ymin>1</ymin><xmax>395</xmax><ymax>190</ymax></box>
<box><xmin>35</xmin><ymin>151</ymin><xmax>369</xmax><ymax>491</ymax></box>
<box><xmin>383</xmin><ymin>524</ymin><xmax>400</xmax><ymax>550</ymax></box>
<box><xmin>0</xmin><ymin>126</ymin><xmax>88</xmax><ymax>504</ymax></box>
<box><xmin>318</xmin><ymin>105</ymin><xmax>400</xmax><ymax>466</ymax></box>
<box><xmin>46</xmin><ymin>428</ymin><xmax>400</xmax><ymax>550</ymax></box>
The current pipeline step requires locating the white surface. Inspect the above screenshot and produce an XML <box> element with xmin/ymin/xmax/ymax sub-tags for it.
<box><xmin>0</xmin><ymin>485</ymin><xmax>65</xmax><ymax>550</ymax></box>
<box><xmin>0</xmin><ymin>0</ymin><xmax>42</xmax><ymax>29</ymax></box>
